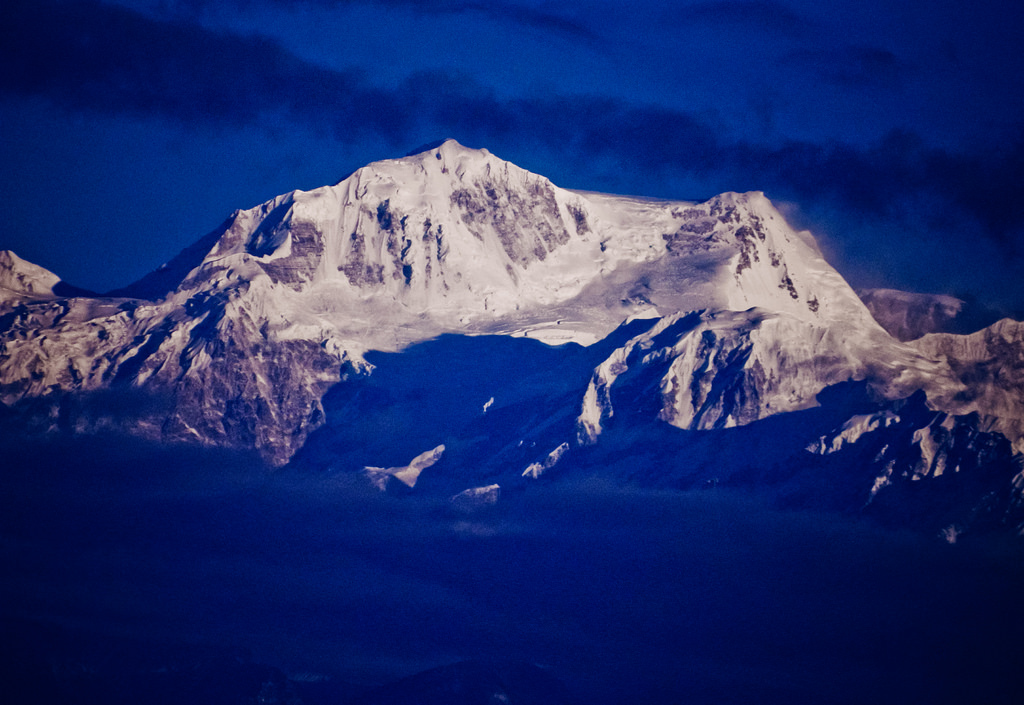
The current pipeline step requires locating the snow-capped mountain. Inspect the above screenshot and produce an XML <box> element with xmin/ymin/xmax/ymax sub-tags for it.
<box><xmin>1</xmin><ymin>140</ymin><xmax>1022</xmax><ymax>537</ymax></box>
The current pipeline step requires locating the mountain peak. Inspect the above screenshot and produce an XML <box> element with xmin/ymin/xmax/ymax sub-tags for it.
<box><xmin>193</xmin><ymin>146</ymin><xmax>869</xmax><ymax>351</ymax></box>
<box><xmin>0</xmin><ymin>250</ymin><xmax>65</xmax><ymax>304</ymax></box>
<box><xmin>404</xmin><ymin>137</ymin><xmax>487</xmax><ymax>159</ymax></box>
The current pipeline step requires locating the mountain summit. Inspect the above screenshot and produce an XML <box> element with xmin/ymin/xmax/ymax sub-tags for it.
<box><xmin>2</xmin><ymin>141</ymin><xmax>1022</xmax><ymax>537</ymax></box>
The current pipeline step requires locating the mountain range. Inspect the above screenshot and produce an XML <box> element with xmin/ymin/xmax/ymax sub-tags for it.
<box><xmin>2</xmin><ymin>139</ymin><xmax>1023</xmax><ymax>541</ymax></box>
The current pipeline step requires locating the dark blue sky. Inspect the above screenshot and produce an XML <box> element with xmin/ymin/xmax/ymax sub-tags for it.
<box><xmin>2</xmin><ymin>0</ymin><xmax>1023</xmax><ymax>314</ymax></box>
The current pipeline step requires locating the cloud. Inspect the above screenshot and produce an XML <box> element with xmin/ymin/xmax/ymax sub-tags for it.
<box><xmin>736</xmin><ymin>129</ymin><xmax>1024</xmax><ymax>249</ymax></box>
<box><xmin>784</xmin><ymin>45</ymin><xmax>906</xmax><ymax>87</ymax></box>
<box><xmin>665</xmin><ymin>1</ymin><xmax>810</xmax><ymax>37</ymax></box>
<box><xmin>144</xmin><ymin>0</ymin><xmax>599</xmax><ymax>42</ymax></box>
<box><xmin>8</xmin><ymin>437</ymin><xmax>1024</xmax><ymax>704</ymax></box>
<box><xmin>411</xmin><ymin>1</ymin><xmax>599</xmax><ymax>41</ymax></box>
<box><xmin>2</xmin><ymin>1</ymin><xmax>400</xmax><ymax>133</ymax></box>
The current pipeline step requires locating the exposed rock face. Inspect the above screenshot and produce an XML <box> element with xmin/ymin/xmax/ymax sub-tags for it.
<box><xmin>806</xmin><ymin>391</ymin><xmax>1024</xmax><ymax>538</ymax></box>
<box><xmin>911</xmin><ymin>319</ymin><xmax>1024</xmax><ymax>454</ymax></box>
<box><xmin>858</xmin><ymin>288</ymin><xmax>965</xmax><ymax>341</ymax></box>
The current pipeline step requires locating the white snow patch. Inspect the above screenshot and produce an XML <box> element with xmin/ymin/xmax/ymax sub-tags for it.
<box><xmin>868</xmin><ymin>460</ymin><xmax>896</xmax><ymax>500</ymax></box>
<box><xmin>450</xmin><ymin>484</ymin><xmax>501</xmax><ymax>511</ymax></box>
<box><xmin>523</xmin><ymin>442</ymin><xmax>570</xmax><ymax>479</ymax></box>
<box><xmin>808</xmin><ymin>412</ymin><xmax>900</xmax><ymax>454</ymax></box>
<box><xmin>363</xmin><ymin>444</ymin><xmax>445</xmax><ymax>489</ymax></box>
<box><xmin>940</xmin><ymin>525</ymin><xmax>961</xmax><ymax>544</ymax></box>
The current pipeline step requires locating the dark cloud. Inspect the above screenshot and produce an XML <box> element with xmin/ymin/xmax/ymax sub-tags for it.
<box><xmin>733</xmin><ymin>130</ymin><xmax>1024</xmax><ymax>249</ymax></box>
<box><xmin>668</xmin><ymin>1</ymin><xmax>809</xmax><ymax>37</ymax></box>
<box><xmin>2</xmin><ymin>0</ymin><xmax>407</xmax><ymax>136</ymax></box>
<box><xmin>150</xmin><ymin>0</ymin><xmax>599</xmax><ymax>42</ymax></box>
<box><xmin>0</xmin><ymin>2</ymin><xmax>699</xmax><ymax>162</ymax></box>
<box><xmin>6</xmin><ymin>437</ymin><xmax>1024</xmax><ymax>704</ymax></box>
<box><xmin>413</xmin><ymin>1</ymin><xmax>599</xmax><ymax>42</ymax></box>
<box><xmin>784</xmin><ymin>45</ymin><xmax>906</xmax><ymax>87</ymax></box>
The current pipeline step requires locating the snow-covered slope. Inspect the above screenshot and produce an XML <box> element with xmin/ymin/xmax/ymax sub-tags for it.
<box><xmin>576</xmin><ymin>307</ymin><xmax>944</xmax><ymax>445</ymax></box>
<box><xmin>0</xmin><ymin>250</ymin><xmax>68</xmax><ymax>305</ymax></box>
<box><xmin>157</xmin><ymin>140</ymin><xmax>879</xmax><ymax>350</ymax></box>
<box><xmin>1</xmin><ymin>140</ymin><xmax>1022</xmax><ymax>499</ymax></box>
